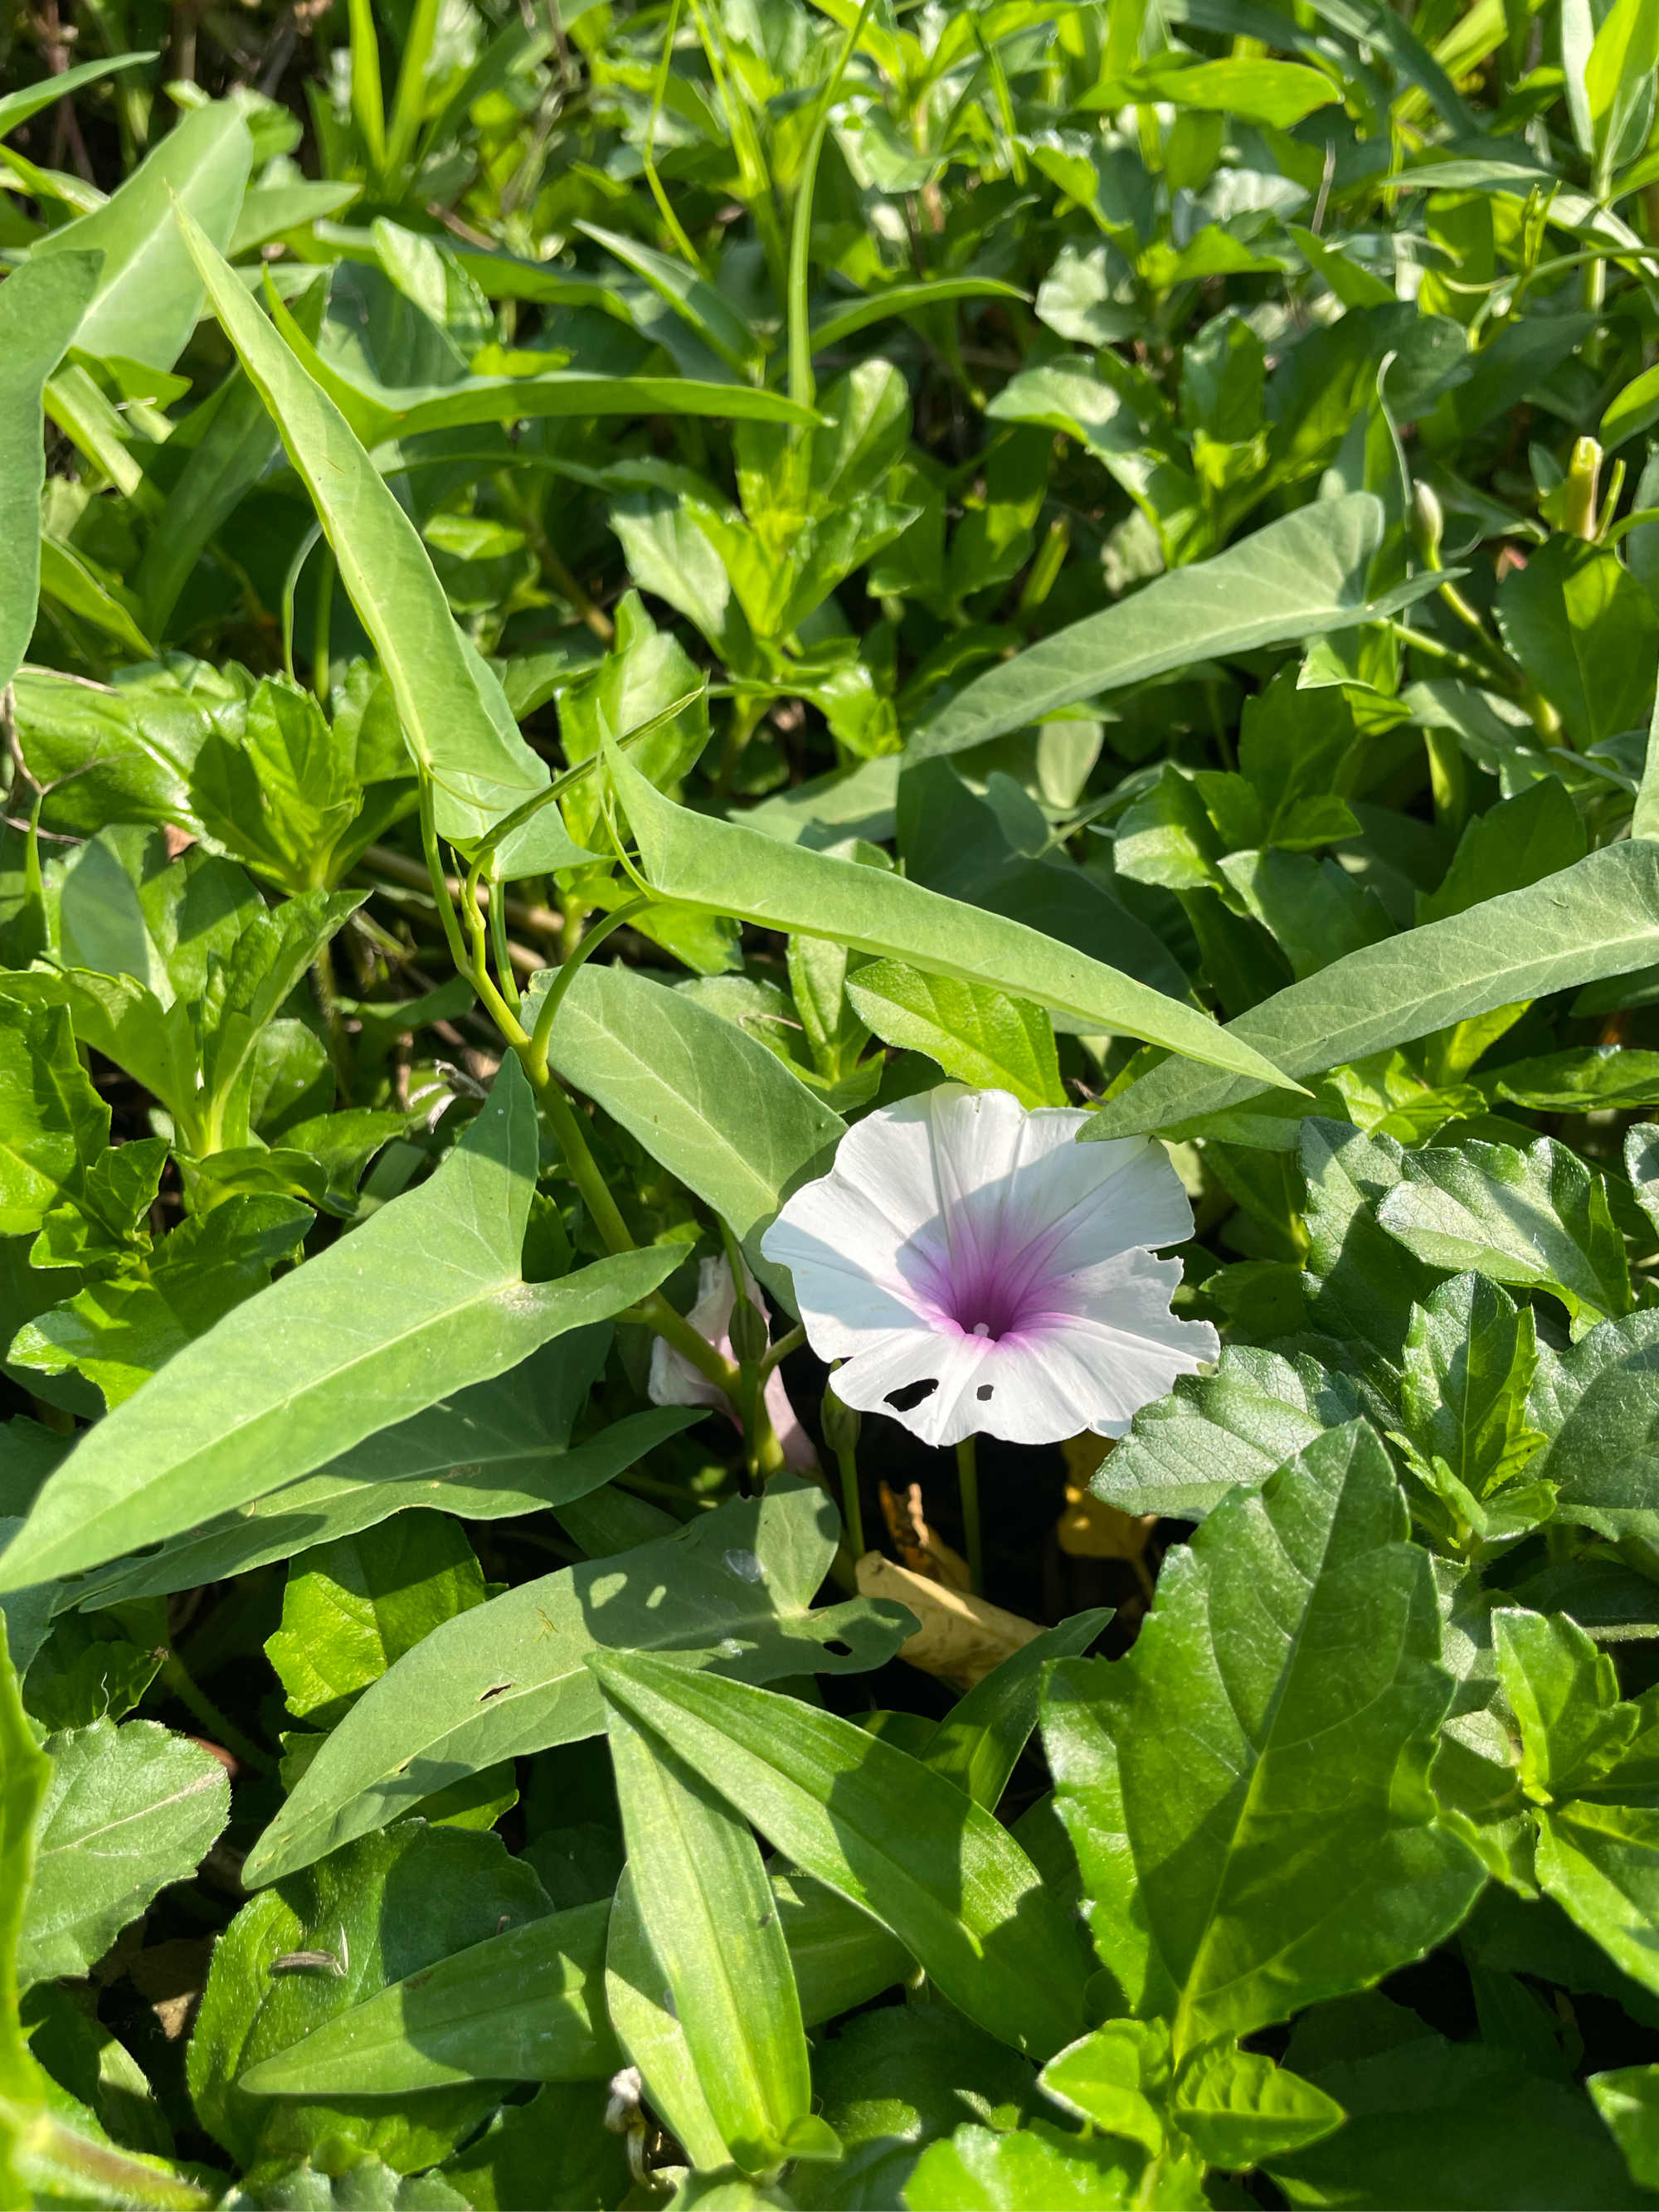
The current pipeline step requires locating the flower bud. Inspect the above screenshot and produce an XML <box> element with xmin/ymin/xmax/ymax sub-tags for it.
<box><xmin>821</xmin><ymin>1383</ymin><xmax>861</xmax><ymax>1456</ymax></box>
<box><xmin>1410</xmin><ymin>479</ymin><xmax>1443</xmax><ymax>567</ymax></box>
<box><xmin>1564</xmin><ymin>435</ymin><xmax>1603</xmax><ymax>541</ymax></box>
<box><xmin>728</xmin><ymin>1293</ymin><xmax>768</xmax><ymax>1368</ymax></box>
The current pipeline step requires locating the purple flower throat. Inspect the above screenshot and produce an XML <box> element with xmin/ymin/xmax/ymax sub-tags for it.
<box><xmin>905</xmin><ymin>1207</ymin><xmax>1076</xmax><ymax>1343</ymax></box>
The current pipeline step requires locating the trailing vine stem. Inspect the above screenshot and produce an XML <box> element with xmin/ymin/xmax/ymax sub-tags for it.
<box><xmin>416</xmin><ymin>775</ymin><xmax>747</xmax><ymax>1404</ymax></box>
<box><xmin>718</xmin><ymin>1213</ymin><xmax>786</xmax><ymax>1485</ymax></box>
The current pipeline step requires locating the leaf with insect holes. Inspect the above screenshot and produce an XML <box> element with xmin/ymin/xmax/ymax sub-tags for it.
<box><xmin>244</xmin><ymin>1478</ymin><xmax>913</xmax><ymax>1888</ymax></box>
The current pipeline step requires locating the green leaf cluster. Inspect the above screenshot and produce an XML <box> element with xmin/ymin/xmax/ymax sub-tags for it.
<box><xmin>11</xmin><ymin>2</ymin><xmax>1659</xmax><ymax>2202</ymax></box>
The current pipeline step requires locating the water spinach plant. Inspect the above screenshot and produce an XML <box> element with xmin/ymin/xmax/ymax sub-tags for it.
<box><xmin>9</xmin><ymin>0</ymin><xmax>1659</xmax><ymax>2201</ymax></box>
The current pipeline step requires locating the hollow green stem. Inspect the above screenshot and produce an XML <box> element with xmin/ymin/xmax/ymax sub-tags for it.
<box><xmin>532</xmin><ymin>1067</ymin><xmax>639</xmax><ymax>1257</ymax></box>
<box><xmin>836</xmin><ymin>1444</ymin><xmax>865</xmax><ymax>1558</ymax></box>
<box><xmin>760</xmin><ymin>1322</ymin><xmax>805</xmax><ymax>1373</ymax></box>
<box><xmin>415</xmin><ymin>785</ymin><xmax>753</xmax><ymax>1422</ymax></box>
<box><xmin>469</xmin><ymin>688</ymin><xmax>703</xmax><ymax>868</ymax></box>
<box><xmin>311</xmin><ymin>546</ymin><xmax>334</xmax><ymax>706</ymax></box>
<box><xmin>1391</xmin><ymin>621</ymin><xmax>1511</xmax><ymax>689</ymax></box>
<box><xmin>420</xmin><ymin>788</ymin><xmax>636</xmax><ymax>1260</ymax></box>
<box><xmin>716</xmin><ymin>1214</ymin><xmax>786</xmax><ymax>1482</ymax></box>
<box><xmin>460</xmin><ymin>856</ymin><xmax>492</xmax><ymax>980</ymax></box>
<box><xmin>645</xmin><ymin>0</ymin><xmax>709</xmax><ymax>273</ymax></box>
<box><xmin>157</xmin><ymin>1651</ymin><xmax>276</xmax><ymax>1777</ymax></box>
<box><xmin>417</xmin><ymin>778</ymin><xmax>473</xmax><ymax>980</ymax></box>
<box><xmin>488</xmin><ymin>871</ymin><xmax>522</xmax><ymax>1018</ymax></box>
<box><xmin>637</xmin><ymin>1289</ymin><xmax>743</xmax><ymax>1391</ymax></box>
<box><xmin>956</xmin><ymin>1434</ymin><xmax>984</xmax><ymax>1596</ymax></box>
<box><xmin>742</xmin><ymin>1369</ymin><xmax>786</xmax><ymax>1484</ymax></box>
<box><xmin>787</xmin><ymin>0</ymin><xmax>877</xmax><ymax>411</ymax></box>
<box><xmin>1434</xmin><ymin>577</ymin><xmax>1513</xmax><ymax>673</ymax></box>
<box><xmin>528</xmin><ymin>896</ymin><xmax>649</xmax><ymax>1065</ymax></box>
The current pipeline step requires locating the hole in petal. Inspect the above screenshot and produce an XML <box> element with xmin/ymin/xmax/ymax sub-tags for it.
<box><xmin>887</xmin><ymin>1378</ymin><xmax>939</xmax><ymax>1411</ymax></box>
<box><xmin>976</xmin><ymin>1383</ymin><xmax>994</xmax><ymax>1401</ymax></box>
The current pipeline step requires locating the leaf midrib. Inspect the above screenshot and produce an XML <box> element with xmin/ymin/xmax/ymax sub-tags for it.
<box><xmin>255</xmin><ymin>1581</ymin><xmax>838</xmax><ymax>1877</ymax></box>
<box><xmin>1170</xmin><ymin>1447</ymin><xmax>1389</xmax><ymax>2049</ymax></box>
<box><xmin>14</xmin><ymin>1250</ymin><xmax>555</xmax><ymax>1578</ymax></box>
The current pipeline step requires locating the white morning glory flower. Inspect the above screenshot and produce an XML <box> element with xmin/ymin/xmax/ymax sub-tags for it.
<box><xmin>760</xmin><ymin>1084</ymin><xmax>1217</xmax><ymax>1451</ymax></box>
<box><xmin>648</xmin><ymin>1253</ymin><xmax>819</xmax><ymax>1471</ymax></box>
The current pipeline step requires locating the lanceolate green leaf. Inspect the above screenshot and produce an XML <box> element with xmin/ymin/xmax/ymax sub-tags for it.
<box><xmin>598</xmin><ymin>1682</ymin><xmax>827</xmax><ymax>2172</ymax></box>
<box><xmin>236</xmin><ymin>1901</ymin><xmax>618</xmax><ymax>2097</ymax></box>
<box><xmin>0</xmin><ymin>1060</ymin><xmax>679</xmax><ymax>1595</ymax></box>
<box><xmin>1092</xmin><ymin>840</ymin><xmax>1659</xmax><ymax>1140</ymax></box>
<box><xmin>577</xmin><ymin>221</ymin><xmax>762</xmax><ymax>377</ymax></box>
<box><xmin>844</xmin><ymin>960</ymin><xmax>1068</xmax><ymax>1108</ymax></box>
<box><xmin>769</xmin><ymin>1871</ymin><xmax>915</xmax><ymax>2029</ymax></box>
<box><xmin>134</xmin><ymin>367</ymin><xmax>282</xmax><ymax>639</ymax></box>
<box><xmin>604</xmin><ymin>1868</ymin><xmax>730</xmax><ymax>2173</ymax></box>
<box><xmin>244</xmin><ymin>1480</ymin><xmax>913</xmax><ymax>1887</ymax></box>
<box><xmin>232</xmin><ymin>1867</ymin><xmax>912</xmax><ymax>2098</ymax></box>
<box><xmin>172</xmin><ymin>199</ymin><xmax>552</xmax><ymax>845</ymax></box>
<box><xmin>911</xmin><ymin>494</ymin><xmax>1439</xmax><ymax>756</ymax></box>
<box><xmin>922</xmin><ymin>1611</ymin><xmax>1112</xmax><ymax>1809</ymax></box>
<box><xmin>35</xmin><ymin>101</ymin><xmax>251</xmax><ymax>372</ymax></box>
<box><xmin>37</xmin><ymin>534</ymin><xmax>155</xmax><ymax>659</ymax></box>
<box><xmin>808</xmin><ymin>277</ymin><xmax>1029</xmax><ymax>354</ymax></box>
<box><xmin>586</xmin><ymin>1652</ymin><xmax>1092</xmax><ymax>2060</ymax></box>
<box><xmin>72</xmin><ymin>1397</ymin><xmax>697</xmax><ymax>1607</ymax></box>
<box><xmin>0</xmin><ymin>254</ymin><xmax>103</xmax><ymax>695</ymax></box>
<box><xmin>533</xmin><ymin>962</ymin><xmax>845</xmax><ymax>1296</ymax></box>
<box><xmin>607</xmin><ymin>740</ymin><xmax>1296</xmax><ymax>1092</ymax></box>
<box><xmin>0</xmin><ymin>51</ymin><xmax>155</xmax><ymax>143</ymax></box>
<box><xmin>189</xmin><ymin>1818</ymin><xmax>547</xmax><ymax>2176</ymax></box>
<box><xmin>275</xmin><ymin>308</ymin><xmax>820</xmax><ymax>444</ymax></box>
<box><xmin>1044</xmin><ymin>1422</ymin><xmax>1484</xmax><ymax>2061</ymax></box>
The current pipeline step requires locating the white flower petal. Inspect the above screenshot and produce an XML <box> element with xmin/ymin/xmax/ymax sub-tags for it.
<box><xmin>834</xmin><ymin>1325</ymin><xmax>1000</xmax><ymax>1451</ymax></box>
<box><xmin>1039</xmin><ymin>1312</ymin><xmax>1217</xmax><ymax>1437</ymax></box>
<box><xmin>805</xmin><ymin>1090</ymin><xmax>946</xmax><ymax>1246</ymax></box>
<box><xmin>1010</xmin><ymin>1135</ymin><xmax>1196</xmax><ymax>1274</ymax></box>
<box><xmin>761</xmin><ymin>1181</ymin><xmax>931</xmax><ymax>1348</ymax></box>
<box><xmin>830</xmin><ymin>1325</ymin><xmax>964</xmax><ymax>1419</ymax></box>
<box><xmin>952</xmin><ymin>1334</ymin><xmax>1113</xmax><ymax>1446</ymax></box>
<box><xmin>763</xmin><ymin>1083</ymin><xmax>1209</xmax><ymax>1449</ymax></box>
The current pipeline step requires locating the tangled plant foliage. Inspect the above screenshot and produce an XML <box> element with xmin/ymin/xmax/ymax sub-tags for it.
<box><xmin>13</xmin><ymin>0</ymin><xmax>1659</xmax><ymax>2201</ymax></box>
